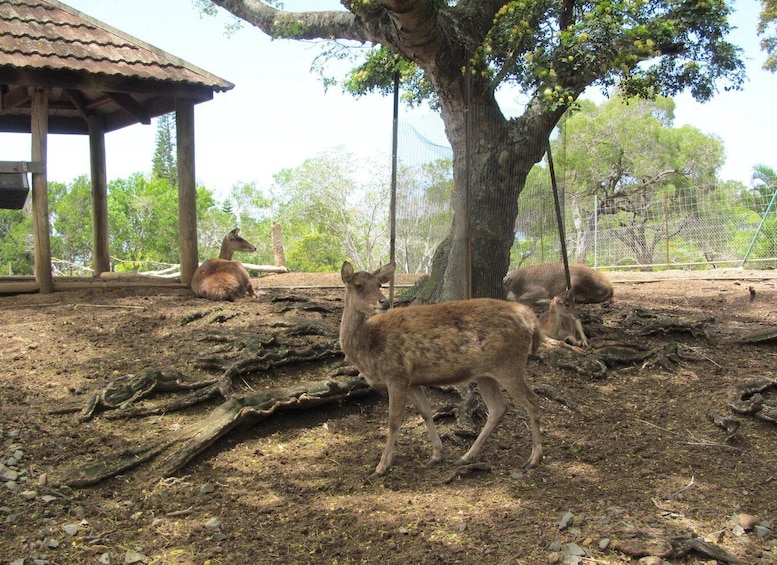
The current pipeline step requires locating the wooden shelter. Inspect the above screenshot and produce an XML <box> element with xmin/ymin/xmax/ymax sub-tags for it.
<box><xmin>0</xmin><ymin>0</ymin><xmax>233</xmax><ymax>293</ymax></box>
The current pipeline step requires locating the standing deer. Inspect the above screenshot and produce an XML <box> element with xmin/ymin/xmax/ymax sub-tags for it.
<box><xmin>539</xmin><ymin>291</ymin><xmax>589</xmax><ymax>347</ymax></box>
<box><xmin>503</xmin><ymin>263</ymin><xmax>613</xmax><ymax>304</ymax></box>
<box><xmin>191</xmin><ymin>228</ymin><xmax>257</xmax><ymax>301</ymax></box>
<box><xmin>339</xmin><ymin>261</ymin><xmax>543</xmax><ymax>479</ymax></box>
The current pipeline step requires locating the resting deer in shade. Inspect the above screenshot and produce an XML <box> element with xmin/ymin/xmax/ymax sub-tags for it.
<box><xmin>539</xmin><ymin>291</ymin><xmax>589</xmax><ymax>347</ymax></box>
<box><xmin>191</xmin><ymin>228</ymin><xmax>257</xmax><ymax>301</ymax></box>
<box><xmin>339</xmin><ymin>261</ymin><xmax>543</xmax><ymax>479</ymax></box>
<box><xmin>503</xmin><ymin>263</ymin><xmax>613</xmax><ymax>304</ymax></box>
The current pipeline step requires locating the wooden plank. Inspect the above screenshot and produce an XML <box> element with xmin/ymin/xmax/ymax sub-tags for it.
<box><xmin>0</xmin><ymin>161</ymin><xmax>44</xmax><ymax>174</ymax></box>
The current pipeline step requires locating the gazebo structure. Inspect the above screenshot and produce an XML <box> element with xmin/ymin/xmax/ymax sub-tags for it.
<box><xmin>0</xmin><ymin>0</ymin><xmax>233</xmax><ymax>293</ymax></box>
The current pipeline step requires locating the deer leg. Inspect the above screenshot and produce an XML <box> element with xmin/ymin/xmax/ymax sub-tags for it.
<box><xmin>371</xmin><ymin>380</ymin><xmax>409</xmax><ymax>478</ymax></box>
<box><xmin>499</xmin><ymin>371</ymin><xmax>543</xmax><ymax>468</ymax></box>
<box><xmin>574</xmin><ymin>318</ymin><xmax>589</xmax><ymax>347</ymax></box>
<box><xmin>458</xmin><ymin>377</ymin><xmax>506</xmax><ymax>465</ymax></box>
<box><xmin>408</xmin><ymin>385</ymin><xmax>444</xmax><ymax>465</ymax></box>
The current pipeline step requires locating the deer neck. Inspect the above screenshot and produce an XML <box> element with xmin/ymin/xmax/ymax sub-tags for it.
<box><xmin>339</xmin><ymin>300</ymin><xmax>376</xmax><ymax>358</ymax></box>
<box><xmin>218</xmin><ymin>242</ymin><xmax>234</xmax><ymax>260</ymax></box>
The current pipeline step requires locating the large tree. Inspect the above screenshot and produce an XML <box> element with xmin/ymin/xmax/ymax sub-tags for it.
<box><xmin>207</xmin><ymin>0</ymin><xmax>744</xmax><ymax>299</ymax></box>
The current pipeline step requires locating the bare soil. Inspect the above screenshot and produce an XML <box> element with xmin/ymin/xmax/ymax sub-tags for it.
<box><xmin>1</xmin><ymin>269</ymin><xmax>776</xmax><ymax>564</ymax></box>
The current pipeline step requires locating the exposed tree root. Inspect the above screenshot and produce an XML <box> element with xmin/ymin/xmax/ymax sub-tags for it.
<box><xmin>57</xmin><ymin>375</ymin><xmax>372</xmax><ymax>487</ymax></box>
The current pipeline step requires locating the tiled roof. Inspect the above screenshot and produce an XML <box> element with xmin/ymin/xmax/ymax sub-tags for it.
<box><xmin>0</xmin><ymin>0</ymin><xmax>234</xmax><ymax>134</ymax></box>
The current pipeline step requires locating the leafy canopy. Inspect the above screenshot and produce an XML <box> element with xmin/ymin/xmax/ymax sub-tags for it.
<box><xmin>340</xmin><ymin>0</ymin><xmax>745</xmax><ymax>110</ymax></box>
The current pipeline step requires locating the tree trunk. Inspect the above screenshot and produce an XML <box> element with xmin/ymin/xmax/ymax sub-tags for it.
<box><xmin>425</xmin><ymin>85</ymin><xmax>555</xmax><ymax>300</ymax></box>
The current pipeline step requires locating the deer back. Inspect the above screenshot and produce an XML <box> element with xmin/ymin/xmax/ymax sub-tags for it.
<box><xmin>340</xmin><ymin>262</ymin><xmax>540</xmax><ymax>389</ymax></box>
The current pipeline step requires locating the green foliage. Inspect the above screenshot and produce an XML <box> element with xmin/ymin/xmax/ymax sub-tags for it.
<box><xmin>108</xmin><ymin>173</ymin><xmax>180</xmax><ymax>264</ymax></box>
<box><xmin>151</xmin><ymin>113</ymin><xmax>177</xmax><ymax>187</ymax></box>
<box><xmin>342</xmin><ymin>46</ymin><xmax>437</xmax><ymax>108</ymax></box>
<box><xmin>271</xmin><ymin>147</ymin><xmax>390</xmax><ymax>271</ymax></box>
<box><xmin>336</xmin><ymin>0</ymin><xmax>745</xmax><ymax>111</ymax></box>
<box><xmin>49</xmin><ymin>176</ymin><xmax>93</xmax><ymax>265</ymax></box>
<box><xmin>0</xmin><ymin>207</ymin><xmax>32</xmax><ymax>275</ymax></box>
<box><xmin>759</xmin><ymin>0</ymin><xmax>777</xmax><ymax>71</ymax></box>
<box><xmin>286</xmin><ymin>232</ymin><xmax>346</xmax><ymax>272</ymax></box>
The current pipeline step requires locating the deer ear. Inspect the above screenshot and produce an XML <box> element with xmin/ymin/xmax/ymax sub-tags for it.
<box><xmin>341</xmin><ymin>261</ymin><xmax>354</xmax><ymax>283</ymax></box>
<box><xmin>375</xmin><ymin>262</ymin><xmax>395</xmax><ymax>283</ymax></box>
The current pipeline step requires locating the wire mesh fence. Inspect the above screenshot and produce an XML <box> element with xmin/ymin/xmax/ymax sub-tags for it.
<box><xmin>394</xmin><ymin>114</ymin><xmax>777</xmax><ymax>275</ymax></box>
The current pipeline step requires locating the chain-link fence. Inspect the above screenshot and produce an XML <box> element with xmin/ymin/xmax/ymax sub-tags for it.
<box><xmin>517</xmin><ymin>173</ymin><xmax>777</xmax><ymax>271</ymax></box>
<box><xmin>395</xmin><ymin>116</ymin><xmax>777</xmax><ymax>274</ymax></box>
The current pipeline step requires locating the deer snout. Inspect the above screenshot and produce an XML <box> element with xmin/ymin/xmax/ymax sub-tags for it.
<box><xmin>373</xmin><ymin>298</ymin><xmax>391</xmax><ymax>313</ymax></box>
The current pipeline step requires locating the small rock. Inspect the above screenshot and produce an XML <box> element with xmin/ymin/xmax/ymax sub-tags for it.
<box><xmin>548</xmin><ymin>551</ymin><xmax>562</xmax><ymax>564</ymax></box>
<box><xmin>4</xmin><ymin>481</ymin><xmax>19</xmax><ymax>493</ymax></box>
<box><xmin>124</xmin><ymin>549</ymin><xmax>147</xmax><ymax>563</ymax></box>
<box><xmin>510</xmin><ymin>470</ymin><xmax>524</xmax><ymax>480</ymax></box>
<box><xmin>2</xmin><ymin>469</ymin><xmax>18</xmax><ymax>481</ymax></box>
<box><xmin>598</xmin><ymin>537</ymin><xmax>611</xmax><ymax>550</ymax></box>
<box><xmin>19</xmin><ymin>490</ymin><xmax>38</xmax><ymax>500</ymax></box>
<box><xmin>563</xmin><ymin>543</ymin><xmax>586</xmax><ymax>557</ymax></box>
<box><xmin>98</xmin><ymin>553</ymin><xmax>111</xmax><ymax>564</ymax></box>
<box><xmin>40</xmin><ymin>495</ymin><xmax>57</xmax><ymax>503</ymax></box>
<box><xmin>548</xmin><ymin>540</ymin><xmax>563</xmax><ymax>552</ymax></box>
<box><xmin>737</xmin><ymin>513</ymin><xmax>759</xmax><ymax>531</ymax></box>
<box><xmin>754</xmin><ymin>525</ymin><xmax>773</xmax><ymax>539</ymax></box>
<box><xmin>43</xmin><ymin>536</ymin><xmax>59</xmax><ymax>548</ymax></box>
<box><xmin>62</xmin><ymin>523</ymin><xmax>79</xmax><ymax>536</ymax></box>
<box><xmin>638</xmin><ymin>557</ymin><xmax>663</xmax><ymax>565</ymax></box>
<box><xmin>204</xmin><ymin>517</ymin><xmax>222</xmax><ymax>530</ymax></box>
<box><xmin>557</xmin><ymin>511</ymin><xmax>575</xmax><ymax>530</ymax></box>
<box><xmin>199</xmin><ymin>483</ymin><xmax>216</xmax><ymax>494</ymax></box>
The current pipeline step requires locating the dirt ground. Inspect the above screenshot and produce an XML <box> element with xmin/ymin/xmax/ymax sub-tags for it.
<box><xmin>1</xmin><ymin>268</ymin><xmax>776</xmax><ymax>565</ymax></box>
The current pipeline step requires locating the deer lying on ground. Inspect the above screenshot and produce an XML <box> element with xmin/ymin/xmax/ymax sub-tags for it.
<box><xmin>191</xmin><ymin>228</ymin><xmax>257</xmax><ymax>301</ymax></box>
<box><xmin>339</xmin><ymin>261</ymin><xmax>543</xmax><ymax>479</ymax></box>
<box><xmin>503</xmin><ymin>263</ymin><xmax>613</xmax><ymax>304</ymax></box>
<box><xmin>539</xmin><ymin>291</ymin><xmax>589</xmax><ymax>347</ymax></box>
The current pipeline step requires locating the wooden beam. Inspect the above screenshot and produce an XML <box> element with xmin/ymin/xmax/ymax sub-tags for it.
<box><xmin>30</xmin><ymin>87</ymin><xmax>53</xmax><ymax>294</ymax></box>
<box><xmin>107</xmin><ymin>92</ymin><xmax>150</xmax><ymax>124</ymax></box>
<box><xmin>65</xmin><ymin>89</ymin><xmax>90</xmax><ymax>122</ymax></box>
<box><xmin>89</xmin><ymin>114</ymin><xmax>110</xmax><ymax>276</ymax></box>
<box><xmin>0</xmin><ymin>86</ymin><xmax>32</xmax><ymax>114</ymax></box>
<box><xmin>176</xmin><ymin>98</ymin><xmax>197</xmax><ymax>286</ymax></box>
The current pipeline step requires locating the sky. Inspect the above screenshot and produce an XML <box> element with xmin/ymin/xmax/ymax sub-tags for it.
<box><xmin>0</xmin><ymin>0</ymin><xmax>774</xmax><ymax>199</ymax></box>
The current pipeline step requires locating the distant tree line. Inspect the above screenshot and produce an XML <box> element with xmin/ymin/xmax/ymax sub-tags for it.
<box><xmin>0</xmin><ymin>100</ymin><xmax>774</xmax><ymax>277</ymax></box>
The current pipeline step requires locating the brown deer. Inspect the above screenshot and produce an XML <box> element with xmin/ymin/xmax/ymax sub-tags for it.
<box><xmin>339</xmin><ymin>261</ymin><xmax>543</xmax><ymax>479</ymax></box>
<box><xmin>503</xmin><ymin>263</ymin><xmax>613</xmax><ymax>304</ymax></box>
<box><xmin>191</xmin><ymin>228</ymin><xmax>257</xmax><ymax>301</ymax></box>
<box><xmin>539</xmin><ymin>291</ymin><xmax>589</xmax><ymax>347</ymax></box>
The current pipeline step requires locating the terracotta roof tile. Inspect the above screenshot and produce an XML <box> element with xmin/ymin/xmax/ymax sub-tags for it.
<box><xmin>0</xmin><ymin>0</ymin><xmax>233</xmax><ymax>90</ymax></box>
<box><xmin>0</xmin><ymin>0</ymin><xmax>234</xmax><ymax>133</ymax></box>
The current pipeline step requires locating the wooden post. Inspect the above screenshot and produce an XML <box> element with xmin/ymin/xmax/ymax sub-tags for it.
<box><xmin>89</xmin><ymin>113</ymin><xmax>110</xmax><ymax>276</ymax></box>
<box><xmin>271</xmin><ymin>221</ymin><xmax>286</xmax><ymax>267</ymax></box>
<box><xmin>176</xmin><ymin>99</ymin><xmax>197</xmax><ymax>286</ymax></box>
<box><xmin>30</xmin><ymin>87</ymin><xmax>53</xmax><ymax>293</ymax></box>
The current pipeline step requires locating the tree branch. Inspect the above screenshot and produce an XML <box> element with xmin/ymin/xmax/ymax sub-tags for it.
<box><xmin>209</xmin><ymin>0</ymin><xmax>369</xmax><ymax>42</ymax></box>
